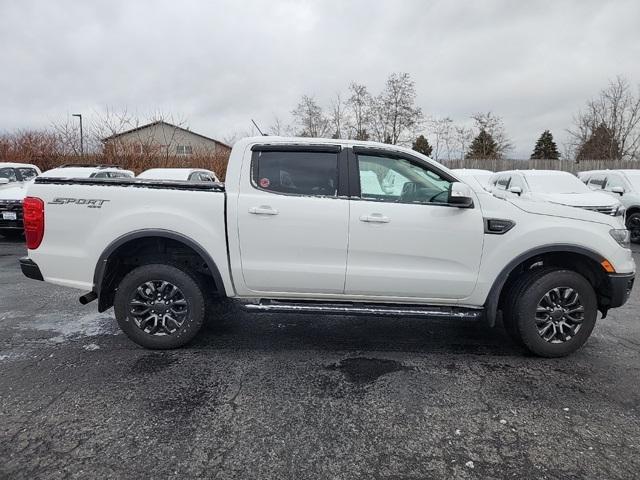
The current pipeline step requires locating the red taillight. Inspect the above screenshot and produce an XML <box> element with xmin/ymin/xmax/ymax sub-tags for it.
<box><xmin>23</xmin><ymin>197</ymin><xmax>45</xmax><ymax>249</ymax></box>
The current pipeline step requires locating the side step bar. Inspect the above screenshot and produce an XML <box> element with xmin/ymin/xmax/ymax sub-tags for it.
<box><xmin>242</xmin><ymin>299</ymin><xmax>483</xmax><ymax>320</ymax></box>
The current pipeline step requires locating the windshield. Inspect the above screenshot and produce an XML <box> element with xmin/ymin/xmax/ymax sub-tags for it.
<box><xmin>526</xmin><ymin>173</ymin><xmax>590</xmax><ymax>194</ymax></box>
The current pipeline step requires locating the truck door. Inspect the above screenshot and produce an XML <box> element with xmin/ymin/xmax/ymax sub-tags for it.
<box><xmin>236</xmin><ymin>145</ymin><xmax>349</xmax><ymax>294</ymax></box>
<box><xmin>345</xmin><ymin>148</ymin><xmax>484</xmax><ymax>300</ymax></box>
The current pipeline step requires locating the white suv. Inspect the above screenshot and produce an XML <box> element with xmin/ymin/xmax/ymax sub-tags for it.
<box><xmin>578</xmin><ymin>170</ymin><xmax>640</xmax><ymax>243</ymax></box>
<box><xmin>137</xmin><ymin>168</ymin><xmax>220</xmax><ymax>183</ymax></box>
<box><xmin>489</xmin><ymin>170</ymin><xmax>623</xmax><ymax>217</ymax></box>
<box><xmin>40</xmin><ymin>165</ymin><xmax>134</xmax><ymax>179</ymax></box>
<box><xmin>0</xmin><ymin>162</ymin><xmax>41</xmax><ymax>238</ymax></box>
<box><xmin>452</xmin><ymin>169</ymin><xmax>493</xmax><ymax>191</ymax></box>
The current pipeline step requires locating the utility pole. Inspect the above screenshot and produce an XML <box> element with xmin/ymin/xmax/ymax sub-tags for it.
<box><xmin>72</xmin><ymin>113</ymin><xmax>83</xmax><ymax>157</ymax></box>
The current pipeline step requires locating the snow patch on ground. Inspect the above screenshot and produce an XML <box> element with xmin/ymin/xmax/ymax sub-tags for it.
<box><xmin>20</xmin><ymin>310</ymin><xmax>118</xmax><ymax>343</ymax></box>
<box><xmin>82</xmin><ymin>343</ymin><xmax>100</xmax><ymax>351</ymax></box>
<box><xmin>0</xmin><ymin>351</ymin><xmax>24</xmax><ymax>361</ymax></box>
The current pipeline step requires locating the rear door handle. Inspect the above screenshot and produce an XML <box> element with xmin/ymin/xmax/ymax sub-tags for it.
<box><xmin>249</xmin><ymin>205</ymin><xmax>279</xmax><ymax>215</ymax></box>
<box><xmin>359</xmin><ymin>213</ymin><xmax>390</xmax><ymax>223</ymax></box>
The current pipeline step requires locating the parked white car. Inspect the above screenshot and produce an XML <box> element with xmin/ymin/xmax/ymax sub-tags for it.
<box><xmin>0</xmin><ymin>162</ymin><xmax>41</xmax><ymax>238</ymax></box>
<box><xmin>137</xmin><ymin>168</ymin><xmax>220</xmax><ymax>183</ymax></box>
<box><xmin>489</xmin><ymin>170</ymin><xmax>624</xmax><ymax>217</ymax></box>
<box><xmin>41</xmin><ymin>165</ymin><xmax>134</xmax><ymax>179</ymax></box>
<box><xmin>20</xmin><ymin>137</ymin><xmax>635</xmax><ymax>357</ymax></box>
<box><xmin>452</xmin><ymin>169</ymin><xmax>494</xmax><ymax>191</ymax></box>
<box><xmin>578</xmin><ymin>169</ymin><xmax>640</xmax><ymax>243</ymax></box>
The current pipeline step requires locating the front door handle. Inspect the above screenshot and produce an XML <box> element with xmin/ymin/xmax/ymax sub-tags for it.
<box><xmin>249</xmin><ymin>205</ymin><xmax>279</xmax><ymax>215</ymax></box>
<box><xmin>359</xmin><ymin>213</ymin><xmax>390</xmax><ymax>223</ymax></box>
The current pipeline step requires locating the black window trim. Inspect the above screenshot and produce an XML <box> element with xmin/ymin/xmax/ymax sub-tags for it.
<box><xmin>251</xmin><ymin>144</ymin><xmax>341</xmax><ymax>153</ymax></box>
<box><xmin>249</xmin><ymin>147</ymin><xmax>348</xmax><ymax>199</ymax></box>
<box><xmin>349</xmin><ymin>146</ymin><xmax>470</xmax><ymax>208</ymax></box>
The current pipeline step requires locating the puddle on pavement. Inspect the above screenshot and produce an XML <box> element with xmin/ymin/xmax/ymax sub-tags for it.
<box><xmin>131</xmin><ymin>353</ymin><xmax>178</xmax><ymax>374</ymax></box>
<box><xmin>327</xmin><ymin>357</ymin><xmax>414</xmax><ymax>385</ymax></box>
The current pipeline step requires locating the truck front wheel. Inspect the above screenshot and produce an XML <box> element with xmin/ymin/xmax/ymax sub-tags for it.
<box><xmin>114</xmin><ymin>263</ymin><xmax>205</xmax><ymax>349</ymax></box>
<box><xmin>504</xmin><ymin>268</ymin><xmax>598</xmax><ymax>357</ymax></box>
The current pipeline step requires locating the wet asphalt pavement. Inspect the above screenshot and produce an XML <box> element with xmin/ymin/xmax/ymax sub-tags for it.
<box><xmin>1</xmin><ymin>237</ymin><xmax>640</xmax><ymax>479</ymax></box>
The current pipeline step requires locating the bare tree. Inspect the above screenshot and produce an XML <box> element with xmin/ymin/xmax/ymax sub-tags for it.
<box><xmin>370</xmin><ymin>73</ymin><xmax>423</xmax><ymax>145</ymax></box>
<box><xmin>291</xmin><ymin>95</ymin><xmax>330</xmax><ymax>137</ymax></box>
<box><xmin>453</xmin><ymin>125</ymin><xmax>474</xmax><ymax>160</ymax></box>
<box><xmin>346</xmin><ymin>83</ymin><xmax>372</xmax><ymax>140</ymax></box>
<box><xmin>426</xmin><ymin>116</ymin><xmax>455</xmax><ymax>161</ymax></box>
<box><xmin>568</xmin><ymin>76</ymin><xmax>640</xmax><ymax>160</ymax></box>
<box><xmin>50</xmin><ymin>115</ymin><xmax>82</xmax><ymax>156</ymax></box>
<box><xmin>267</xmin><ymin>116</ymin><xmax>291</xmax><ymax>136</ymax></box>
<box><xmin>470</xmin><ymin>112</ymin><xmax>512</xmax><ymax>157</ymax></box>
<box><xmin>329</xmin><ymin>93</ymin><xmax>349</xmax><ymax>139</ymax></box>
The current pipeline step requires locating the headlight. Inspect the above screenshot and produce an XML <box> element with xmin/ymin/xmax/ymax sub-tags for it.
<box><xmin>610</xmin><ymin>229</ymin><xmax>630</xmax><ymax>248</ymax></box>
<box><xmin>615</xmin><ymin>205</ymin><xmax>626</xmax><ymax>217</ymax></box>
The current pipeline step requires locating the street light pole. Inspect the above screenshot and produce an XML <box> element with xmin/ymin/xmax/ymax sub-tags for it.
<box><xmin>72</xmin><ymin>113</ymin><xmax>83</xmax><ymax>157</ymax></box>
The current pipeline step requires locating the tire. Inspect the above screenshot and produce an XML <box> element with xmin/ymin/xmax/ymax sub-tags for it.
<box><xmin>504</xmin><ymin>268</ymin><xmax>598</xmax><ymax>357</ymax></box>
<box><xmin>0</xmin><ymin>229</ymin><xmax>23</xmax><ymax>239</ymax></box>
<box><xmin>626</xmin><ymin>212</ymin><xmax>640</xmax><ymax>244</ymax></box>
<box><xmin>114</xmin><ymin>263</ymin><xmax>206</xmax><ymax>349</ymax></box>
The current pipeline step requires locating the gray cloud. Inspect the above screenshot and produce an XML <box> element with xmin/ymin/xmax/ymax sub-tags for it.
<box><xmin>1</xmin><ymin>0</ymin><xmax>639</xmax><ymax>156</ymax></box>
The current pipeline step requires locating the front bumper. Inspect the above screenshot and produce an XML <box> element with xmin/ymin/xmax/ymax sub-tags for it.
<box><xmin>19</xmin><ymin>257</ymin><xmax>43</xmax><ymax>281</ymax></box>
<box><xmin>607</xmin><ymin>272</ymin><xmax>635</xmax><ymax>308</ymax></box>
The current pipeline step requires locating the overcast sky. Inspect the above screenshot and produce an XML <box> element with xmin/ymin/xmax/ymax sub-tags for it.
<box><xmin>1</xmin><ymin>0</ymin><xmax>639</xmax><ymax>157</ymax></box>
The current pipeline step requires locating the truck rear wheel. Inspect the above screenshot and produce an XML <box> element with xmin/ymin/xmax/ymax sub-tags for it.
<box><xmin>503</xmin><ymin>268</ymin><xmax>598</xmax><ymax>357</ymax></box>
<box><xmin>114</xmin><ymin>263</ymin><xmax>205</xmax><ymax>349</ymax></box>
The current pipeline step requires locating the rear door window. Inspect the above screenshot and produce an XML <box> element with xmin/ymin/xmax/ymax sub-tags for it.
<box><xmin>587</xmin><ymin>174</ymin><xmax>606</xmax><ymax>189</ymax></box>
<box><xmin>495</xmin><ymin>175</ymin><xmax>511</xmax><ymax>190</ymax></box>
<box><xmin>252</xmin><ymin>150</ymin><xmax>338</xmax><ymax>197</ymax></box>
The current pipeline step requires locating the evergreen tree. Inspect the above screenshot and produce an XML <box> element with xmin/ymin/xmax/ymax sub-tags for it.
<box><xmin>465</xmin><ymin>129</ymin><xmax>499</xmax><ymax>159</ymax></box>
<box><xmin>576</xmin><ymin>124</ymin><xmax>621</xmax><ymax>160</ymax></box>
<box><xmin>412</xmin><ymin>135</ymin><xmax>433</xmax><ymax>156</ymax></box>
<box><xmin>530</xmin><ymin>130</ymin><xmax>560</xmax><ymax>159</ymax></box>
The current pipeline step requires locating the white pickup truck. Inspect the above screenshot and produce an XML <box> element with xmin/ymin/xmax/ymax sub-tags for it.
<box><xmin>20</xmin><ymin>137</ymin><xmax>635</xmax><ymax>357</ymax></box>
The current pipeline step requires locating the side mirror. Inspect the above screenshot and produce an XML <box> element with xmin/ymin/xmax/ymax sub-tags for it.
<box><xmin>0</xmin><ymin>178</ymin><xmax>9</xmax><ymax>185</ymax></box>
<box><xmin>509</xmin><ymin>186</ymin><xmax>522</xmax><ymax>195</ymax></box>
<box><xmin>611</xmin><ymin>186</ymin><xmax>625</xmax><ymax>195</ymax></box>
<box><xmin>448</xmin><ymin>182</ymin><xmax>474</xmax><ymax>208</ymax></box>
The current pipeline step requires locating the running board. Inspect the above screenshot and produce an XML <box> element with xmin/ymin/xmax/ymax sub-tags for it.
<box><xmin>242</xmin><ymin>299</ymin><xmax>483</xmax><ymax>320</ymax></box>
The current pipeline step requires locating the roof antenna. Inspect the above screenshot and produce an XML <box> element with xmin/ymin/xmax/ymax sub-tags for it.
<box><xmin>251</xmin><ymin>119</ymin><xmax>267</xmax><ymax>136</ymax></box>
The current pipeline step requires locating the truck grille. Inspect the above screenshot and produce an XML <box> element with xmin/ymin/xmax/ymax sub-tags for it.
<box><xmin>0</xmin><ymin>199</ymin><xmax>24</xmax><ymax>228</ymax></box>
<box><xmin>579</xmin><ymin>205</ymin><xmax>618</xmax><ymax>216</ymax></box>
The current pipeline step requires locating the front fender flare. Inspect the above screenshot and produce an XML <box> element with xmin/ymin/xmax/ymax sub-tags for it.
<box><xmin>483</xmin><ymin>243</ymin><xmax>606</xmax><ymax>327</ymax></box>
